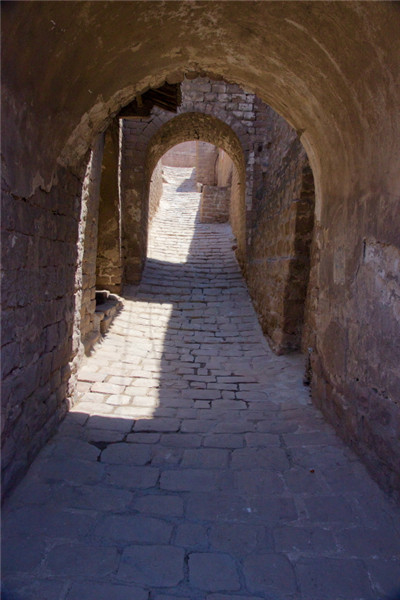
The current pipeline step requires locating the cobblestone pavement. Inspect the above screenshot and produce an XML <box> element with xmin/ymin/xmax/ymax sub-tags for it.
<box><xmin>2</xmin><ymin>167</ymin><xmax>400</xmax><ymax>600</ymax></box>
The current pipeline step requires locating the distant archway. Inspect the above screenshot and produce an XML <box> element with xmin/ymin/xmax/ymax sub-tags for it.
<box><xmin>144</xmin><ymin>112</ymin><xmax>247</xmax><ymax>264</ymax></box>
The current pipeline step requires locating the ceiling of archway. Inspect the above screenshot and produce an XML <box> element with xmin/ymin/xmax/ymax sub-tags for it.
<box><xmin>2</xmin><ymin>1</ymin><xmax>400</xmax><ymax>198</ymax></box>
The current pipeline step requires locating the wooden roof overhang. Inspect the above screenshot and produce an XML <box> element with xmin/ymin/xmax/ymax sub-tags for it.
<box><xmin>118</xmin><ymin>83</ymin><xmax>182</xmax><ymax>119</ymax></box>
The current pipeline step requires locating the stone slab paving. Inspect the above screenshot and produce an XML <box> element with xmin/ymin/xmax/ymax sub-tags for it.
<box><xmin>2</xmin><ymin>166</ymin><xmax>400</xmax><ymax>600</ymax></box>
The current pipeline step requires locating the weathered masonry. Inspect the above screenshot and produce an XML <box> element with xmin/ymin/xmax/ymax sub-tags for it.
<box><xmin>1</xmin><ymin>2</ymin><xmax>400</xmax><ymax>502</ymax></box>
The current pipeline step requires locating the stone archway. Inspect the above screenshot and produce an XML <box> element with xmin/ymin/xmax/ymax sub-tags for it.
<box><xmin>2</xmin><ymin>3</ymin><xmax>400</xmax><ymax>497</ymax></box>
<box><xmin>121</xmin><ymin>112</ymin><xmax>247</xmax><ymax>285</ymax></box>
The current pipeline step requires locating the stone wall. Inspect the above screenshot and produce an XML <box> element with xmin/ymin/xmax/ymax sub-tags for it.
<box><xmin>144</xmin><ymin>111</ymin><xmax>247</xmax><ymax>271</ymax></box>
<box><xmin>162</xmin><ymin>141</ymin><xmax>196</xmax><ymax>168</ymax></box>
<box><xmin>200</xmin><ymin>185</ymin><xmax>230</xmax><ymax>224</ymax></box>
<box><xmin>1</xmin><ymin>166</ymin><xmax>83</xmax><ymax>496</ymax></box>
<box><xmin>246</xmin><ymin>109</ymin><xmax>314</xmax><ymax>354</ymax></box>
<box><xmin>96</xmin><ymin>121</ymin><xmax>122</xmax><ymax>294</ymax></box>
<box><xmin>79</xmin><ymin>135</ymin><xmax>104</xmax><ymax>353</ymax></box>
<box><xmin>198</xmin><ymin>146</ymin><xmax>234</xmax><ymax>224</ymax></box>
<box><xmin>196</xmin><ymin>142</ymin><xmax>218</xmax><ymax>186</ymax></box>
<box><xmin>311</xmin><ymin>223</ymin><xmax>400</xmax><ymax>497</ymax></box>
<box><xmin>216</xmin><ymin>149</ymin><xmax>233</xmax><ymax>187</ymax></box>
<box><xmin>148</xmin><ymin>160</ymin><xmax>164</xmax><ymax>224</ymax></box>
<box><xmin>229</xmin><ymin>167</ymin><xmax>244</xmax><ymax>260</ymax></box>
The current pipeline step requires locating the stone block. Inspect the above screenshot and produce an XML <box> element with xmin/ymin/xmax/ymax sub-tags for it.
<box><xmin>209</xmin><ymin>522</ymin><xmax>270</xmax><ymax>556</ymax></box>
<box><xmin>134</xmin><ymin>418</ymin><xmax>181</xmax><ymax>432</ymax></box>
<box><xmin>46</xmin><ymin>543</ymin><xmax>119</xmax><ymax>577</ymax></box>
<box><xmin>131</xmin><ymin>494</ymin><xmax>184</xmax><ymax>517</ymax></box>
<box><xmin>231</xmin><ymin>447</ymin><xmax>290</xmax><ymax>470</ymax></box>
<box><xmin>295</xmin><ymin>557</ymin><xmax>374</xmax><ymax>600</ymax></box>
<box><xmin>243</xmin><ymin>553</ymin><xmax>297</xmax><ymax>596</ymax></box>
<box><xmin>94</xmin><ymin>514</ymin><xmax>173</xmax><ymax>543</ymax></box>
<box><xmin>67</xmin><ymin>582</ymin><xmax>149</xmax><ymax>600</ymax></box>
<box><xmin>101</xmin><ymin>442</ymin><xmax>152</xmax><ymax>465</ymax></box>
<box><xmin>174</xmin><ymin>523</ymin><xmax>208</xmax><ymax>548</ymax></box>
<box><xmin>104</xmin><ymin>464</ymin><xmax>159</xmax><ymax>489</ymax></box>
<box><xmin>1</xmin><ymin>536</ymin><xmax>46</xmax><ymax>575</ymax></box>
<box><xmin>160</xmin><ymin>469</ymin><xmax>232</xmax><ymax>492</ymax></box>
<box><xmin>117</xmin><ymin>545</ymin><xmax>184</xmax><ymax>586</ymax></box>
<box><xmin>2</xmin><ymin>506</ymin><xmax>94</xmax><ymax>540</ymax></box>
<box><xmin>203</xmin><ymin>434</ymin><xmax>244</xmax><ymax>448</ymax></box>
<box><xmin>234</xmin><ymin>469</ymin><xmax>285</xmax><ymax>495</ymax></box>
<box><xmin>181</xmin><ymin>448</ymin><xmax>230</xmax><ymax>468</ymax></box>
<box><xmin>188</xmin><ymin>552</ymin><xmax>240</xmax><ymax>591</ymax></box>
<box><xmin>303</xmin><ymin>495</ymin><xmax>356</xmax><ymax>524</ymax></box>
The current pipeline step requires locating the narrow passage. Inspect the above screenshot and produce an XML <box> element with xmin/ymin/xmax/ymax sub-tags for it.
<box><xmin>2</xmin><ymin>167</ymin><xmax>400</xmax><ymax>600</ymax></box>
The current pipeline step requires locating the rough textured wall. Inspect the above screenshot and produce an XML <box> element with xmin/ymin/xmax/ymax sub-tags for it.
<box><xmin>148</xmin><ymin>160</ymin><xmax>163</xmax><ymax>224</ymax></box>
<box><xmin>216</xmin><ymin>150</ymin><xmax>234</xmax><ymax>187</ymax></box>
<box><xmin>229</xmin><ymin>167</ymin><xmax>244</xmax><ymax>260</ymax></box>
<box><xmin>196</xmin><ymin>141</ymin><xmax>218</xmax><ymax>185</ymax></box>
<box><xmin>79</xmin><ymin>135</ymin><xmax>104</xmax><ymax>353</ymax></box>
<box><xmin>198</xmin><ymin>147</ymin><xmax>234</xmax><ymax>224</ymax></box>
<box><xmin>246</xmin><ymin>109</ymin><xmax>314</xmax><ymax>354</ymax></box>
<box><xmin>311</xmin><ymin>222</ymin><xmax>400</xmax><ymax>497</ymax></box>
<box><xmin>162</xmin><ymin>141</ymin><xmax>197</xmax><ymax>168</ymax></box>
<box><xmin>96</xmin><ymin>121</ymin><xmax>122</xmax><ymax>294</ymax></box>
<box><xmin>200</xmin><ymin>186</ymin><xmax>230</xmax><ymax>224</ymax></box>
<box><xmin>1</xmin><ymin>167</ymin><xmax>82</xmax><ymax>496</ymax></box>
<box><xmin>120</xmin><ymin>118</ymin><xmax>156</xmax><ymax>284</ymax></box>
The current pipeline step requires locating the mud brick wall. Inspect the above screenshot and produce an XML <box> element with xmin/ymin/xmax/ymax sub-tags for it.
<box><xmin>1</xmin><ymin>167</ymin><xmax>83</xmax><ymax>496</ymax></box>
<box><xmin>96</xmin><ymin>121</ymin><xmax>122</xmax><ymax>294</ymax></box>
<box><xmin>246</xmin><ymin>108</ymin><xmax>315</xmax><ymax>354</ymax></box>
<box><xmin>200</xmin><ymin>185</ymin><xmax>230</xmax><ymax>223</ymax></box>
<box><xmin>162</xmin><ymin>141</ymin><xmax>197</xmax><ymax>168</ymax></box>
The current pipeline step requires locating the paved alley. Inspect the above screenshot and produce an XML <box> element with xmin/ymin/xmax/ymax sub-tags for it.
<box><xmin>2</xmin><ymin>166</ymin><xmax>400</xmax><ymax>600</ymax></box>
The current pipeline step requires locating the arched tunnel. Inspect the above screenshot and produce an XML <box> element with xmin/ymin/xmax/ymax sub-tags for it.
<box><xmin>1</xmin><ymin>3</ymin><xmax>400</xmax><ymax>598</ymax></box>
